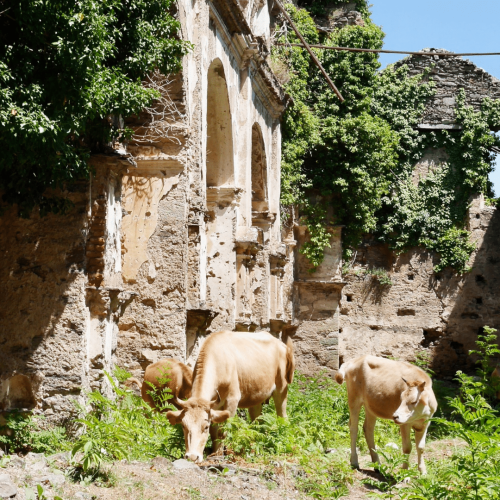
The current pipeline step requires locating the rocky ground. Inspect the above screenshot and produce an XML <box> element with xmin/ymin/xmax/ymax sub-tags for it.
<box><xmin>0</xmin><ymin>438</ymin><xmax>466</xmax><ymax>500</ymax></box>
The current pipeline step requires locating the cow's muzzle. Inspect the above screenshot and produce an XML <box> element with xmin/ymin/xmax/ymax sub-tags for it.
<box><xmin>185</xmin><ymin>453</ymin><xmax>202</xmax><ymax>463</ymax></box>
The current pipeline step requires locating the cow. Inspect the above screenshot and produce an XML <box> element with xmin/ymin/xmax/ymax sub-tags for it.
<box><xmin>166</xmin><ymin>330</ymin><xmax>295</xmax><ymax>463</ymax></box>
<box><xmin>142</xmin><ymin>358</ymin><xmax>193</xmax><ymax>411</ymax></box>
<box><xmin>492</xmin><ymin>363</ymin><xmax>500</xmax><ymax>399</ymax></box>
<box><xmin>336</xmin><ymin>355</ymin><xmax>437</xmax><ymax>474</ymax></box>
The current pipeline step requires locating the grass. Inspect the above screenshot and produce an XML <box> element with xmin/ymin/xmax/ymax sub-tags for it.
<box><xmin>2</xmin><ymin>329</ymin><xmax>500</xmax><ymax>499</ymax></box>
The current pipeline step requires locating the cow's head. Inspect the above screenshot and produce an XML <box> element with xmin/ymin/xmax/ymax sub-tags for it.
<box><xmin>166</xmin><ymin>397</ymin><xmax>230</xmax><ymax>463</ymax></box>
<box><xmin>392</xmin><ymin>378</ymin><xmax>430</xmax><ymax>425</ymax></box>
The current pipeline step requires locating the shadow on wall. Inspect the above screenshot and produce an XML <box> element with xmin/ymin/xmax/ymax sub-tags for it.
<box><xmin>431</xmin><ymin>207</ymin><xmax>500</xmax><ymax>375</ymax></box>
<box><xmin>0</xmin><ymin>186</ymin><xmax>88</xmax><ymax>411</ymax></box>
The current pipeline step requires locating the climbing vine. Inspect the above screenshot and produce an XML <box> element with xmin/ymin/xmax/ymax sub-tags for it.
<box><xmin>275</xmin><ymin>1</ymin><xmax>500</xmax><ymax>273</ymax></box>
<box><xmin>0</xmin><ymin>0</ymin><xmax>189</xmax><ymax>216</ymax></box>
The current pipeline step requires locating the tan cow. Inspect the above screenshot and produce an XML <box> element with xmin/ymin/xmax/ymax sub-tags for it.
<box><xmin>142</xmin><ymin>358</ymin><xmax>193</xmax><ymax>411</ymax></box>
<box><xmin>492</xmin><ymin>363</ymin><xmax>500</xmax><ymax>399</ymax></box>
<box><xmin>166</xmin><ymin>330</ymin><xmax>295</xmax><ymax>463</ymax></box>
<box><xmin>336</xmin><ymin>355</ymin><xmax>437</xmax><ymax>474</ymax></box>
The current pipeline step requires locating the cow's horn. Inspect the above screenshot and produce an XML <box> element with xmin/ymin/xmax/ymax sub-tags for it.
<box><xmin>401</xmin><ymin>377</ymin><xmax>408</xmax><ymax>385</ymax></box>
<box><xmin>173</xmin><ymin>397</ymin><xmax>188</xmax><ymax>409</ymax></box>
<box><xmin>209</xmin><ymin>390</ymin><xmax>221</xmax><ymax>408</ymax></box>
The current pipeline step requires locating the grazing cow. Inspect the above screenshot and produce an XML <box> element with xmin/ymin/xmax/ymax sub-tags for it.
<box><xmin>122</xmin><ymin>377</ymin><xmax>142</xmax><ymax>396</ymax></box>
<box><xmin>166</xmin><ymin>330</ymin><xmax>295</xmax><ymax>463</ymax></box>
<box><xmin>142</xmin><ymin>358</ymin><xmax>193</xmax><ymax>411</ymax></box>
<box><xmin>493</xmin><ymin>363</ymin><xmax>500</xmax><ymax>399</ymax></box>
<box><xmin>336</xmin><ymin>355</ymin><xmax>437</xmax><ymax>474</ymax></box>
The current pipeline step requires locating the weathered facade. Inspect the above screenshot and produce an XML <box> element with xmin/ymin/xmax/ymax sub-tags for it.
<box><xmin>0</xmin><ymin>0</ymin><xmax>304</xmax><ymax>416</ymax></box>
<box><xmin>340</xmin><ymin>50</ymin><xmax>500</xmax><ymax>375</ymax></box>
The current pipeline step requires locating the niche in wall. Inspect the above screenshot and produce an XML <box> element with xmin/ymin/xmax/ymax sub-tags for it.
<box><xmin>250</xmin><ymin>123</ymin><xmax>268</xmax><ymax>213</ymax></box>
<box><xmin>206</xmin><ymin>58</ymin><xmax>234</xmax><ymax>188</ymax></box>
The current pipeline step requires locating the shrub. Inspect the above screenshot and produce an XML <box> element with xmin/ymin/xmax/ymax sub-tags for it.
<box><xmin>71</xmin><ymin>370</ymin><xmax>184</xmax><ymax>472</ymax></box>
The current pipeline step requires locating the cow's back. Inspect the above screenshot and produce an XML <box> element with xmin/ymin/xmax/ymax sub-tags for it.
<box><xmin>344</xmin><ymin>355</ymin><xmax>432</xmax><ymax>419</ymax></box>
<box><xmin>192</xmin><ymin>331</ymin><xmax>290</xmax><ymax>407</ymax></box>
<box><xmin>142</xmin><ymin>358</ymin><xmax>193</xmax><ymax>409</ymax></box>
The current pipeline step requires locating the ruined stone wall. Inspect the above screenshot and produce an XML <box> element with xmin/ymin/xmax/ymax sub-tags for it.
<box><xmin>337</xmin><ymin>49</ymin><xmax>500</xmax><ymax>375</ymax></box>
<box><xmin>395</xmin><ymin>49</ymin><xmax>500</xmax><ymax>129</ymax></box>
<box><xmin>0</xmin><ymin>0</ymin><xmax>292</xmax><ymax>417</ymax></box>
<box><xmin>339</xmin><ymin>197</ymin><xmax>500</xmax><ymax>376</ymax></box>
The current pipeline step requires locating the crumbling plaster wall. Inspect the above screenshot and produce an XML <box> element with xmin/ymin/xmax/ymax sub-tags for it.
<box><xmin>113</xmin><ymin>0</ymin><xmax>291</xmax><ymax>377</ymax></box>
<box><xmin>0</xmin><ymin>0</ymin><xmax>291</xmax><ymax>416</ymax></box>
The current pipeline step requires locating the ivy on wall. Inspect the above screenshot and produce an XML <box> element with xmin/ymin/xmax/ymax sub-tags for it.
<box><xmin>0</xmin><ymin>0</ymin><xmax>189</xmax><ymax>216</ymax></box>
<box><xmin>276</xmin><ymin>1</ymin><xmax>500</xmax><ymax>274</ymax></box>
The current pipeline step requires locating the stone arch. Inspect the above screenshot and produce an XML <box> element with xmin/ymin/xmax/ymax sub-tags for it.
<box><xmin>251</xmin><ymin>123</ymin><xmax>268</xmax><ymax>212</ymax></box>
<box><xmin>206</xmin><ymin>59</ymin><xmax>234</xmax><ymax>187</ymax></box>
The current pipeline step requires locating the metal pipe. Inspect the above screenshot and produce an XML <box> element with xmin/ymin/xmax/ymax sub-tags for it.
<box><xmin>275</xmin><ymin>3</ymin><xmax>344</xmax><ymax>102</ymax></box>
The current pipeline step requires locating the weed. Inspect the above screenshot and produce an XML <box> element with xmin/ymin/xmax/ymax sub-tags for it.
<box><xmin>402</xmin><ymin>327</ymin><xmax>500</xmax><ymax>499</ymax></box>
<box><xmin>362</xmin><ymin>447</ymin><xmax>418</xmax><ymax>498</ymax></box>
<box><xmin>70</xmin><ymin>370</ymin><xmax>184</xmax><ymax>473</ymax></box>
<box><xmin>365</xmin><ymin>268</ymin><xmax>393</xmax><ymax>286</ymax></box>
<box><xmin>0</xmin><ymin>411</ymin><xmax>68</xmax><ymax>455</ymax></box>
<box><xmin>25</xmin><ymin>484</ymin><xmax>63</xmax><ymax>500</ymax></box>
<box><xmin>412</xmin><ymin>351</ymin><xmax>435</xmax><ymax>377</ymax></box>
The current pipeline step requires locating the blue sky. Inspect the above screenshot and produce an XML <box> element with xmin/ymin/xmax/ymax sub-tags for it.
<box><xmin>369</xmin><ymin>0</ymin><xmax>500</xmax><ymax>196</ymax></box>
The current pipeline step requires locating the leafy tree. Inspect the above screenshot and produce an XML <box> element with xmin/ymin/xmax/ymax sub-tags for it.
<box><xmin>0</xmin><ymin>0</ymin><xmax>189</xmax><ymax>216</ymax></box>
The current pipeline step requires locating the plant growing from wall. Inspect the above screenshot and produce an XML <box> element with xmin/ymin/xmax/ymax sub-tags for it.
<box><xmin>0</xmin><ymin>0</ymin><xmax>189</xmax><ymax>216</ymax></box>
<box><xmin>275</xmin><ymin>2</ymin><xmax>500</xmax><ymax>274</ymax></box>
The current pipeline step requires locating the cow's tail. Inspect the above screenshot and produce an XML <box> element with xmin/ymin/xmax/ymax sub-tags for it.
<box><xmin>335</xmin><ymin>362</ymin><xmax>348</xmax><ymax>385</ymax></box>
<box><xmin>285</xmin><ymin>335</ymin><xmax>295</xmax><ymax>384</ymax></box>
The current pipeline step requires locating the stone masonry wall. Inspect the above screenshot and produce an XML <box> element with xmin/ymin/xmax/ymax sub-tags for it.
<box><xmin>340</xmin><ymin>197</ymin><xmax>500</xmax><ymax>376</ymax></box>
<box><xmin>395</xmin><ymin>49</ymin><xmax>500</xmax><ymax>129</ymax></box>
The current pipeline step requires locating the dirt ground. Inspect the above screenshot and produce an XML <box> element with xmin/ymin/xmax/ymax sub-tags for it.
<box><xmin>0</xmin><ymin>438</ymin><xmax>466</xmax><ymax>500</ymax></box>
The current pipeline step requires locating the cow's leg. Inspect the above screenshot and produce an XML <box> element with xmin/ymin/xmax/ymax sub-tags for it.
<box><xmin>210</xmin><ymin>423</ymin><xmax>223</xmax><ymax>453</ymax></box>
<box><xmin>272</xmin><ymin>386</ymin><xmax>288</xmax><ymax>418</ymax></box>
<box><xmin>211</xmin><ymin>392</ymin><xmax>241</xmax><ymax>453</ymax></box>
<box><xmin>363</xmin><ymin>409</ymin><xmax>379</xmax><ymax>464</ymax></box>
<box><xmin>248</xmin><ymin>403</ymin><xmax>262</xmax><ymax>422</ymax></box>
<box><xmin>413</xmin><ymin>420</ymin><xmax>429</xmax><ymax>474</ymax></box>
<box><xmin>348</xmin><ymin>400</ymin><xmax>362</xmax><ymax>469</ymax></box>
<box><xmin>400</xmin><ymin>423</ymin><xmax>412</xmax><ymax>469</ymax></box>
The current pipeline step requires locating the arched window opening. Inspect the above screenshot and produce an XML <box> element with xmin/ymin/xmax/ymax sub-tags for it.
<box><xmin>251</xmin><ymin>123</ymin><xmax>268</xmax><ymax>212</ymax></box>
<box><xmin>206</xmin><ymin>59</ymin><xmax>234</xmax><ymax>188</ymax></box>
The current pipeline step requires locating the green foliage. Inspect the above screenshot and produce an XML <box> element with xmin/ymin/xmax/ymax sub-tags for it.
<box><xmin>222</xmin><ymin>373</ymin><xmax>400</xmax><ymax>496</ymax></box>
<box><xmin>364</xmin><ymin>267</ymin><xmax>392</xmax><ymax>285</ymax></box>
<box><xmin>276</xmin><ymin>4</ymin><xmax>500</xmax><ymax>273</ymax></box>
<box><xmin>363</xmin><ymin>447</ymin><xmax>419</xmax><ymax>498</ymax></box>
<box><xmin>401</xmin><ymin>328</ymin><xmax>500</xmax><ymax>500</ymax></box>
<box><xmin>0</xmin><ymin>410</ymin><xmax>68</xmax><ymax>455</ymax></box>
<box><xmin>297</xmin><ymin>0</ymin><xmax>370</xmax><ymax>19</ymax></box>
<box><xmin>469</xmin><ymin>326</ymin><xmax>500</xmax><ymax>394</ymax></box>
<box><xmin>71</xmin><ymin>371</ymin><xmax>184</xmax><ymax>473</ymax></box>
<box><xmin>299</xmin><ymin>203</ymin><xmax>333</xmax><ymax>271</ymax></box>
<box><xmin>25</xmin><ymin>484</ymin><xmax>63</xmax><ymax>500</ymax></box>
<box><xmin>0</xmin><ymin>0</ymin><xmax>189</xmax><ymax>216</ymax></box>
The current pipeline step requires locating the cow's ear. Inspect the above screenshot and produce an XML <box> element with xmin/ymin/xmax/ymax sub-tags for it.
<box><xmin>166</xmin><ymin>410</ymin><xmax>183</xmax><ymax>425</ymax></box>
<box><xmin>417</xmin><ymin>380</ymin><xmax>426</xmax><ymax>391</ymax></box>
<box><xmin>210</xmin><ymin>409</ymin><xmax>231</xmax><ymax>423</ymax></box>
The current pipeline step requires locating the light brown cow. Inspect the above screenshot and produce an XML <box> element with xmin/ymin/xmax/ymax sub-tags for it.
<box><xmin>142</xmin><ymin>358</ymin><xmax>193</xmax><ymax>411</ymax></box>
<box><xmin>166</xmin><ymin>330</ymin><xmax>295</xmax><ymax>463</ymax></box>
<box><xmin>493</xmin><ymin>363</ymin><xmax>500</xmax><ymax>399</ymax></box>
<box><xmin>336</xmin><ymin>355</ymin><xmax>437</xmax><ymax>474</ymax></box>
